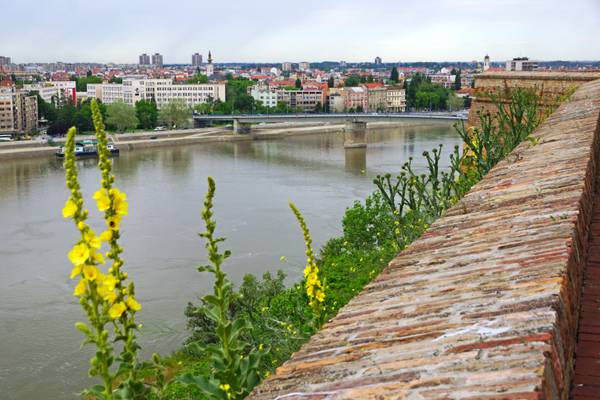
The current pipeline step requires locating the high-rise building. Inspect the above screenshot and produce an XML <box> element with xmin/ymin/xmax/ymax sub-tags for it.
<box><xmin>483</xmin><ymin>54</ymin><xmax>490</xmax><ymax>71</ymax></box>
<box><xmin>281</xmin><ymin>62</ymin><xmax>292</xmax><ymax>72</ymax></box>
<box><xmin>506</xmin><ymin>57</ymin><xmax>538</xmax><ymax>72</ymax></box>
<box><xmin>139</xmin><ymin>53</ymin><xmax>150</xmax><ymax>65</ymax></box>
<box><xmin>206</xmin><ymin>51</ymin><xmax>214</xmax><ymax>77</ymax></box>
<box><xmin>0</xmin><ymin>87</ymin><xmax>38</xmax><ymax>133</ymax></box>
<box><xmin>374</xmin><ymin>56</ymin><xmax>382</xmax><ymax>65</ymax></box>
<box><xmin>152</xmin><ymin>53</ymin><xmax>164</xmax><ymax>67</ymax></box>
<box><xmin>192</xmin><ymin>53</ymin><xmax>203</xmax><ymax>67</ymax></box>
<box><xmin>0</xmin><ymin>56</ymin><xmax>11</xmax><ymax>66</ymax></box>
<box><xmin>299</xmin><ymin>62</ymin><xmax>310</xmax><ymax>71</ymax></box>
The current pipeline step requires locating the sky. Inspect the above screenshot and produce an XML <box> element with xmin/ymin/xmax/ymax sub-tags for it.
<box><xmin>2</xmin><ymin>0</ymin><xmax>600</xmax><ymax>64</ymax></box>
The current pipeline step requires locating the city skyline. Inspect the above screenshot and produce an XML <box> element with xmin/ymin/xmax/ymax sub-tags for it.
<box><xmin>2</xmin><ymin>0</ymin><xmax>600</xmax><ymax>64</ymax></box>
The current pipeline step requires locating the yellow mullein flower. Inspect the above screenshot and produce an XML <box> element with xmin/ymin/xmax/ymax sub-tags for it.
<box><xmin>91</xmin><ymin>250</ymin><xmax>105</xmax><ymax>265</ymax></box>
<box><xmin>73</xmin><ymin>279</ymin><xmax>87</xmax><ymax>296</ymax></box>
<box><xmin>108</xmin><ymin>302</ymin><xmax>127</xmax><ymax>319</ymax></box>
<box><xmin>315</xmin><ymin>290</ymin><xmax>325</xmax><ymax>303</ymax></box>
<box><xmin>84</xmin><ymin>230</ymin><xmax>101</xmax><ymax>250</ymax></box>
<box><xmin>99</xmin><ymin>230</ymin><xmax>112</xmax><ymax>242</ymax></box>
<box><xmin>110</xmin><ymin>188</ymin><xmax>128</xmax><ymax>216</ymax></box>
<box><xmin>68</xmin><ymin>243</ymin><xmax>90</xmax><ymax>266</ymax></box>
<box><xmin>125</xmin><ymin>296</ymin><xmax>142</xmax><ymax>311</ymax></box>
<box><xmin>102</xmin><ymin>275</ymin><xmax>117</xmax><ymax>291</ymax></box>
<box><xmin>93</xmin><ymin>189</ymin><xmax>110</xmax><ymax>211</ymax></box>
<box><xmin>62</xmin><ymin>199</ymin><xmax>77</xmax><ymax>218</ymax></box>
<box><xmin>70</xmin><ymin>264</ymin><xmax>83</xmax><ymax>279</ymax></box>
<box><xmin>106</xmin><ymin>215</ymin><xmax>121</xmax><ymax>231</ymax></box>
<box><xmin>97</xmin><ymin>284</ymin><xmax>117</xmax><ymax>303</ymax></box>
<box><xmin>82</xmin><ymin>265</ymin><xmax>100</xmax><ymax>281</ymax></box>
<box><xmin>77</xmin><ymin>221</ymin><xmax>86</xmax><ymax>231</ymax></box>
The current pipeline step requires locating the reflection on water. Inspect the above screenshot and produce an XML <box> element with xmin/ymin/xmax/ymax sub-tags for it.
<box><xmin>0</xmin><ymin>123</ymin><xmax>460</xmax><ymax>399</ymax></box>
<box><xmin>344</xmin><ymin>148</ymin><xmax>367</xmax><ymax>175</ymax></box>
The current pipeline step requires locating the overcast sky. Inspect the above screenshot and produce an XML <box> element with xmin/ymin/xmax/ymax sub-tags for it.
<box><xmin>2</xmin><ymin>0</ymin><xmax>599</xmax><ymax>64</ymax></box>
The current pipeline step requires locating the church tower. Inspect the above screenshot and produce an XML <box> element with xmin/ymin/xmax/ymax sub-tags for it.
<box><xmin>483</xmin><ymin>54</ymin><xmax>490</xmax><ymax>71</ymax></box>
<box><xmin>206</xmin><ymin>51</ymin><xmax>214</xmax><ymax>77</ymax></box>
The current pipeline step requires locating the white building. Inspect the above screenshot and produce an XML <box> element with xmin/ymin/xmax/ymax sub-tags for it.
<box><xmin>250</xmin><ymin>87</ymin><xmax>278</xmax><ymax>108</ymax></box>
<box><xmin>281</xmin><ymin>62</ymin><xmax>292</xmax><ymax>72</ymax></box>
<box><xmin>386</xmin><ymin>87</ymin><xmax>406</xmax><ymax>112</ymax></box>
<box><xmin>299</xmin><ymin>62</ymin><xmax>310</xmax><ymax>71</ymax></box>
<box><xmin>23</xmin><ymin>81</ymin><xmax>76</xmax><ymax>104</ymax></box>
<box><xmin>483</xmin><ymin>54</ymin><xmax>490</xmax><ymax>71</ymax></box>
<box><xmin>506</xmin><ymin>57</ymin><xmax>538</xmax><ymax>72</ymax></box>
<box><xmin>86</xmin><ymin>83</ymin><xmax>124</xmax><ymax>104</ymax></box>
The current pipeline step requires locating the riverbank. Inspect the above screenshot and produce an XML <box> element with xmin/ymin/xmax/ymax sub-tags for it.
<box><xmin>0</xmin><ymin>120</ymin><xmax>453</xmax><ymax>161</ymax></box>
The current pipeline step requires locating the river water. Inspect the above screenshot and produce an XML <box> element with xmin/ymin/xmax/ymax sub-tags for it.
<box><xmin>0</xmin><ymin>122</ymin><xmax>460</xmax><ymax>399</ymax></box>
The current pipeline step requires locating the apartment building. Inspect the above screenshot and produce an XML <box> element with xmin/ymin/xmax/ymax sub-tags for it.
<box><xmin>123</xmin><ymin>79</ymin><xmax>225</xmax><ymax>108</ymax></box>
<box><xmin>249</xmin><ymin>86</ymin><xmax>278</xmax><ymax>108</ymax></box>
<box><xmin>505</xmin><ymin>57</ymin><xmax>538</xmax><ymax>71</ymax></box>
<box><xmin>367</xmin><ymin>86</ymin><xmax>387</xmax><ymax>112</ymax></box>
<box><xmin>386</xmin><ymin>86</ymin><xmax>406</xmax><ymax>112</ymax></box>
<box><xmin>0</xmin><ymin>87</ymin><xmax>38</xmax><ymax>133</ymax></box>
<box><xmin>86</xmin><ymin>83</ymin><xmax>124</xmax><ymax>104</ymax></box>
<box><xmin>23</xmin><ymin>81</ymin><xmax>76</xmax><ymax>104</ymax></box>
<box><xmin>277</xmin><ymin>88</ymin><xmax>323</xmax><ymax>112</ymax></box>
<box><xmin>344</xmin><ymin>87</ymin><xmax>368</xmax><ymax>111</ymax></box>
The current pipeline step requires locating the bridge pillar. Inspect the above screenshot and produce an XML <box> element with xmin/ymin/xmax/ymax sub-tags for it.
<box><xmin>343</xmin><ymin>121</ymin><xmax>367</xmax><ymax>148</ymax></box>
<box><xmin>233</xmin><ymin>119</ymin><xmax>252</xmax><ymax>134</ymax></box>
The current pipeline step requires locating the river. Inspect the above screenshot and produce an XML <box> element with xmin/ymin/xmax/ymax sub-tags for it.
<box><xmin>0</xmin><ymin>122</ymin><xmax>460</xmax><ymax>399</ymax></box>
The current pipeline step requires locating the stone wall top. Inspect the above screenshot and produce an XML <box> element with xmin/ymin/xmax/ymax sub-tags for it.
<box><xmin>249</xmin><ymin>79</ymin><xmax>600</xmax><ymax>399</ymax></box>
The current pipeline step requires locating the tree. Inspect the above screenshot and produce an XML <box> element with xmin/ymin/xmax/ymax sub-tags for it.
<box><xmin>453</xmin><ymin>69</ymin><xmax>462</xmax><ymax>91</ymax></box>
<box><xmin>447</xmin><ymin>93</ymin><xmax>464</xmax><ymax>111</ymax></box>
<box><xmin>159</xmin><ymin>99</ymin><xmax>191</xmax><ymax>128</ymax></box>
<box><xmin>327</xmin><ymin>77</ymin><xmax>335</xmax><ymax>88</ymax></box>
<box><xmin>109</xmin><ymin>76</ymin><xmax>123</xmax><ymax>84</ymax></box>
<box><xmin>390</xmin><ymin>67</ymin><xmax>399</xmax><ymax>83</ymax></box>
<box><xmin>187</xmin><ymin>73</ymin><xmax>209</xmax><ymax>84</ymax></box>
<box><xmin>135</xmin><ymin>99</ymin><xmax>158</xmax><ymax>129</ymax></box>
<box><xmin>106</xmin><ymin>101</ymin><xmax>139</xmax><ymax>132</ymax></box>
<box><xmin>295</xmin><ymin>78</ymin><xmax>302</xmax><ymax>89</ymax></box>
<box><xmin>344</xmin><ymin>76</ymin><xmax>360</xmax><ymax>87</ymax></box>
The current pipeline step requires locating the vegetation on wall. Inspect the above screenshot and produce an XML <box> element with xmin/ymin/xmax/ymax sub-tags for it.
<box><xmin>59</xmin><ymin>88</ymin><xmax>552</xmax><ymax>399</ymax></box>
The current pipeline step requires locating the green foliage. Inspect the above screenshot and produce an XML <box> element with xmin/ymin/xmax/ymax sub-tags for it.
<box><xmin>454</xmin><ymin>88</ymin><xmax>544</xmax><ymax>179</ymax></box>
<box><xmin>294</xmin><ymin>78</ymin><xmax>302</xmax><ymax>89</ymax></box>
<box><xmin>109</xmin><ymin>77</ymin><xmax>123</xmax><ymax>84</ymax></box>
<box><xmin>343</xmin><ymin>75</ymin><xmax>361</xmax><ymax>87</ymax></box>
<box><xmin>453</xmin><ymin>69</ymin><xmax>462</xmax><ymax>91</ymax></box>
<box><xmin>390</xmin><ymin>67</ymin><xmax>399</xmax><ymax>83</ymax></box>
<box><xmin>73</xmin><ymin>75</ymin><xmax>103</xmax><ymax>91</ymax></box>
<box><xmin>178</xmin><ymin>177</ymin><xmax>268</xmax><ymax>400</ymax></box>
<box><xmin>135</xmin><ymin>100</ymin><xmax>158</xmax><ymax>129</ymax></box>
<box><xmin>447</xmin><ymin>93</ymin><xmax>464</xmax><ymax>111</ymax></box>
<box><xmin>106</xmin><ymin>101</ymin><xmax>139</xmax><ymax>132</ymax></box>
<box><xmin>188</xmin><ymin>73</ymin><xmax>209</xmax><ymax>84</ymax></box>
<box><xmin>159</xmin><ymin>99</ymin><xmax>192</xmax><ymax>128</ymax></box>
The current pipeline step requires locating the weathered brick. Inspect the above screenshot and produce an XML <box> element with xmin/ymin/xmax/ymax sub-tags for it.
<box><xmin>248</xmin><ymin>75</ymin><xmax>600</xmax><ymax>400</ymax></box>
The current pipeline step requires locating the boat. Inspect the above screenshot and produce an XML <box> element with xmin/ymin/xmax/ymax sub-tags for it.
<box><xmin>55</xmin><ymin>139</ymin><xmax>120</xmax><ymax>158</ymax></box>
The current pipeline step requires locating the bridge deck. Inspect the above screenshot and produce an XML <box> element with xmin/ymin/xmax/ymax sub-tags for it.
<box><xmin>573</xmin><ymin>186</ymin><xmax>600</xmax><ymax>400</ymax></box>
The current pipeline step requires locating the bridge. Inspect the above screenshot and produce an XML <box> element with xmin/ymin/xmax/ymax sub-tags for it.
<box><xmin>192</xmin><ymin>112</ymin><xmax>468</xmax><ymax>137</ymax></box>
<box><xmin>248</xmin><ymin>72</ymin><xmax>600</xmax><ymax>399</ymax></box>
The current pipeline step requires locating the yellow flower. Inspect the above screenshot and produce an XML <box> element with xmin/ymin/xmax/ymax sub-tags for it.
<box><xmin>99</xmin><ymin>230</ymin><xmax>112</xmax><ymax>242</ymax></box>
<box><xmin>103</xmin><ymin>275</ymin><xmax>117</xmax><ymax>291</ymax></box>
<box><xmin>73</xmin><ymin>279</ymin><xmax>87</xmax><ymax>296</ymax></box>
<box><xmin>83</xmin><ymin>265</ymin><xmax>100</xmax><ymax>281</ymax></box>
<box><xmin>93</xmin><ymin>189</ymin><xmax>111</xmax><ymax>211</ymax></box>
<box><xmin>62</xmin><ymin>199</ymin><xmax>77</xmax><ymax>218</ymax></box>
<box><xmin>110</xmin><ymin>188</ymin><xmax>128</xmax><ymax>216</ymax></box>
<box><xmin>84</xmin><ymin>230</ymin><xmax>101</xmax><ymax>250</ymax></box>
<box><xmin>303</xmin><ymin>265</ymin><xmax>311</xmax><ymax>277</ymax></box>
<box><xmin>106</xmin><ymin>215</ymin><xmax>121</xmax><ymax>231</ymax></box>
<box><xmin>125</xmin><ymin>296</ymin><xmax>142</xmax><ymax>311</ymax></box>
<box><xmin>258</xmin><ymin>343</ymin><xmax>264</xmax><ymax>350</ymax></box>
<box><xmin>108</xmin><ymin>302</ymin><xmax>127</xmax><ymax>319</ymax></box>
<box><xmin>219</xmin><ymin>384</ymin><xmax>231</xmax><ymax>392</ymax></box>
<box><xmin>70</xmin><ymin>264</ymin><xmax>83</xmax><ymax>279</ymax></box>
<box><xmin>68</xmin><ymin>243</ymin><xmax>90</xmax><ymax>266</ymax></box>
<box><xmin>91</xmin><ymin>250</ymin><xmax>105</xmax><ymax>264</ymax></box>
<box><xmin>97</xmin><ymin>284</ymin><xmax>117</xmax><ymax>303</ymax></box>
<box><xmin>77</xmin><ymin>221</ymin><xmax>86</xmax><ymax>231</ymax></box>
<box><xmin>315</xmin><ymin>290</ymin><xmax>325</xmax><ymax>303</ymax></box>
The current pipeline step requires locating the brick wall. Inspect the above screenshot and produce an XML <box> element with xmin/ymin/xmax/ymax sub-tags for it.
<box><xmin>249</xmin><ymin>78</ymin><xmax>600</xmax><ymax>399</ymax></box>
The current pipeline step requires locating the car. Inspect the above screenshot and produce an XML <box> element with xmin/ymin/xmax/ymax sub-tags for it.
<box><xmin>154</xmin><ymin>126</ymin><xmax>166</xmax><ymax>131</ymax></box>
